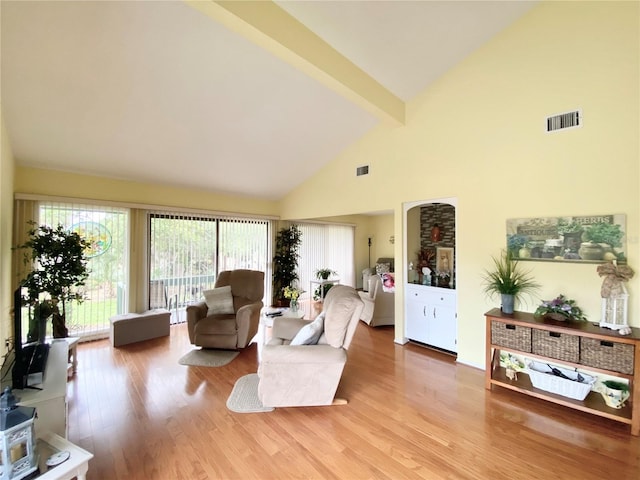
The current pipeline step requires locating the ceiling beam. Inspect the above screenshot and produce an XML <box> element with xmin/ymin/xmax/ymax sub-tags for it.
<box><xmin>184</xmin><ymin>0</ymin><xmax>405</xmax><ymax>125</ymax></box>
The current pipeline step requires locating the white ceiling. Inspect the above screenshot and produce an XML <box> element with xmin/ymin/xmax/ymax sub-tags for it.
<box><xmin>1</xmin><ymin>1</ymin><xmax>536</xmax><ymax>200</ymax></box>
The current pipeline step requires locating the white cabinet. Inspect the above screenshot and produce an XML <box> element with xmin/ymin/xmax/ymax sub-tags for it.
<box><xmin>405</xmin><ymin>284</ymin><xmax>457</xmax><ymax>353</ymax></box>
<box><xmin>15</xmin><ymin>340</ymin><xmax>68</xmax><ymax>438</ymax></box>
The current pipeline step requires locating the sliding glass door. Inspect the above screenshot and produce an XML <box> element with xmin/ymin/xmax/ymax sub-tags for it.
<box><xmin>149</xmin><ymin>214</ymin><xmax>271</xmax><ymax>322</ymax></box>
<box><xmin>34</xmin><ymin>202</ymin><xmax>129</xmax><ymax>340</ymax></box>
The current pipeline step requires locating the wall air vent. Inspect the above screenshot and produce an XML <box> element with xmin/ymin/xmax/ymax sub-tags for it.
<box><xmin>546</xmin><ymin>110</ymin><xmax>581</xmax><ymax>132</ymax></box>
<box><xmin>356</xmin><ymin>165</ymin><xmax>369</xmax><ymax>176</ymax></box>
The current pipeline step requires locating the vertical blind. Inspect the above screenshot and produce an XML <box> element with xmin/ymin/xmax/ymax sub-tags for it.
<box><xmin>149</xmin><ymin>213</ymin><xmax>272</xmax><ymax>320</ymax></box>
<box><xmin>296</xmin><ymin>222</ymin><xmax>355</xmax><ymax>300</ymax></box>
<box><xmin>14</xmin><ymin>200</ymin><xmax>129</xmax><ymax>340</ymax></box>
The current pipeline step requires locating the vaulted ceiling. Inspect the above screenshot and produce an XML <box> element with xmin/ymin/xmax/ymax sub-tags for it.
<box><xmin>1</xmin><ymin>1</ymin><xmax>536</xmax><ymax>200</ymax></box>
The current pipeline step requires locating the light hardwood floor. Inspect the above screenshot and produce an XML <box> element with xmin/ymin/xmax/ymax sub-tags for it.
<box><xmin>67</xmin><ymin>319</ymin><xmax>640</xmax><ymax>480</ymax></box>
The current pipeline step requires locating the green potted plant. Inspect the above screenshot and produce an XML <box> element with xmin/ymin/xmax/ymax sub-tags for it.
<box><xmin>312</xmin><ymin>268</ymin><xmax>337</xmax><ymax>302</ymax></box>
<box><xmin>272</xmin><ymin>225</ymin><xmax>302</xmax><ymax>307</ymax></box>
<box><xmin>600</xmin><ymin>379</ymin><xmax>630</xmax><ymax>409</ymax></box>
<box><xmin>602</xmin><ymin>380</ymin><xmax>629</xmax><ymax>392</ymax></box>
<box><xmin>314</xmin><ymin>268</ymin><xmax>336</xmax><ymax>280</ymax></box>
<box><xmin>15</xmin><ymin>222</ymin><xmax>90</xmax><ymax>339</ymax></box>
<box><xmin>482</xmin><ymin>250</ymin><xmax>540</xmax><ymax>314</ymax></box>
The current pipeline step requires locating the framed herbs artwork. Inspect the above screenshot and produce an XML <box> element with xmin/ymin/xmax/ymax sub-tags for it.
<box><xmin>506</xmin><ymin>214</ymin><xmax>626</xmax><ymax>264</ymax></box>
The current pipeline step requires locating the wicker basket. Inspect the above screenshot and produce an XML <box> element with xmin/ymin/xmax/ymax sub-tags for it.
<box><xmin>532</xmin><ymin>329</ymin><xmax>579</xmax><ymax>363</ymax></box>
<box><xmin>580</xmin><ymin>337</ymin><xmax>634</xmax><ymax>374</ymax></box>
<box><xmin>526</xmin><ymin>360</ymin><xmax>595</xmax><ymax>401</ymax></box>
<box><xmin>491</xmin><ymin>322</ymin><xmax>531</xmax><ymax>352</ymax></box>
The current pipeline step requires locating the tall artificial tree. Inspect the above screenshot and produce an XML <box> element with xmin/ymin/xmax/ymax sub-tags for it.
<box><xmin>15</xmin><ymin>222</ymin><xmax>90</xmax><ymax>339</ymax></box>
<box><xmin>272</xmin><ymin>224</ymin><xmax>302</xmax><ymax>307</ymax></box>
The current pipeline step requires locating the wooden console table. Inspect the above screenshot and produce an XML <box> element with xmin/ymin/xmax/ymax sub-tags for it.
<box><xmin>485</xmin><ymin>308</ymin><xmax>640</xmax><ymax>436</ymax></box>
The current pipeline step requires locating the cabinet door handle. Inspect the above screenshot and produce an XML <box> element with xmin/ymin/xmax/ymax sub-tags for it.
<box><xmin>423</xmin><ymin>306</ymin><xmax>426</xmax><ymax>316</ymax></box>
<box><xmin>433</xmin><ymin>308</ymin><xmax>436</xmax><ymax>318</ymax></box>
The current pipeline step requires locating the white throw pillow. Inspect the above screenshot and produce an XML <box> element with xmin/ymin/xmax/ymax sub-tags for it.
<box><xmin>203</xmin><ymin>286</ymin><xmax>234</xmax><ymax>315</ymax></box>
<box><xmin>290</xmin><ymin>313</ymin><xmax>325</xmax><ymax>346</ymax></box>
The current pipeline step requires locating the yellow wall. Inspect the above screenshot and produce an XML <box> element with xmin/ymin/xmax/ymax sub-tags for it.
<box><xmin>280</xmin><ymin>2</ymin><xmax>640</xmax><ymax>367</ymax></box>
<box><xmin>15</xmin><ymin>166</ymin><xmax>280</xmax><ymax>217</ymax></box>
<box><xmin>302</xmin><ymin>213</ymin><xmax>394</xmax><ymax>289</ymax></box>
<box><xmin>7</xmin><ymin>2</ymin><xmax>640</xmax><ymax>369</ymax></box>
<box><xmin>0</xmin><ymin>114</ymin><xmax>15</xmax><ymax>352</ymax></box>
<box><xmin>368</xmin><ymin>214</ymin><xmax>395</xmax><ymax>261</ymax></box>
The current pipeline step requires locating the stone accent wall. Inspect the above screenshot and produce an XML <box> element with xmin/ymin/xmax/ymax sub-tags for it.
<box><xmin>420</xmin><ymin>203</ymin><xmax>456</xmax><ymax>252</ymax></box>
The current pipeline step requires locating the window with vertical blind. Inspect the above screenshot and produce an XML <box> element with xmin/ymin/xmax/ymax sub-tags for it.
<box><xmin>296</xmin><ymin>222</ymin><xmax>355</xmax><ymax>300</ymax></box>
<box><xmin>15</xmin><ymin>200</ymin><xmax>129</xmax><ymax>340</ymax></box>
<box><xmin>149</xmin><ymin>213</ymin><xmax>271</xmax><ymax>322</ymax></box>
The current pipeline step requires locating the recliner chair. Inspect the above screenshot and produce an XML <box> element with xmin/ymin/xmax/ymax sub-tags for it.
<box><xmin>257</xmin><ymin>285</ymin><xmax>364</xmax><ymax>407</ymax></box>
<box><xmin>186</xmin><ymin>269</ymin><xmax>264</xmax><ymax>349</ymax></box>
<box><xmin>358</xmin><ymin>274</ymin><xmax>395</xmax><ymax>327</ymax></box>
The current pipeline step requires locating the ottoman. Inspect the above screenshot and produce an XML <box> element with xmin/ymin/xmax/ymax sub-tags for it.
<box><xmin>110</xmin><ymin>309</ymin><xmax>171</xmax><ymax>347</ymax></box>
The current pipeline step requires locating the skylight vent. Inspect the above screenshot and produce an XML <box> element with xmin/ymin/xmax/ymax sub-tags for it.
<box><xmin>546</xmin><ymin>110</ymin><xmax>582</xmax><ymax>132</ymax></box>
<box><xmin>356</xmin><ymin>165</ymin><xmax>369</xmax><ymax>177</ymax></box>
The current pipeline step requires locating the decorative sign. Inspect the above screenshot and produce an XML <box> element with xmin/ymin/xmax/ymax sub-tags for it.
<box><xmin>71</xmin><ymin>221</ymin><xmax>112</xmax><ymax>258</ymax></box>
<box><xmin>506</xmin><ymin>214</ymin><xmax>626</xmax><ymax>264</ymax></box>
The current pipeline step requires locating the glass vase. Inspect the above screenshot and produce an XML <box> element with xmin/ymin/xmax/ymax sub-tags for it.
<box><xmin>290</xmin><ymin>298</ymin><xmax>299</xmax><ymax>313</ymax></box>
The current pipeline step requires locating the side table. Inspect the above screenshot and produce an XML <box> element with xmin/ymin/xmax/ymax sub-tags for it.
<box><xmin>309</xmin><ymin>279</ymin><xmax>340</xmax><ymax>303</ymax></box>
<box><xmin>63</xmin><ymin>337</ymin><xmax>79</xmax><ymax>379</ymax></box>
<box><xmin>34</xmin><ymin>431</ymin><xmax>93</xmax><ymax>480</ymax></box>
<box><xmin>45</xmin><ymin>337</ymin><xmax>79</xmax><ymax>380</ymax></box>
<box><xmin>255</xmin><ymin>308</ymin><xmax>305</xmax><ymax>360</ymax></box>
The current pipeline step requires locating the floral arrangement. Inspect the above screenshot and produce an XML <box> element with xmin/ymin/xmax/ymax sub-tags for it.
<box><xmin>534</xmin><ymin>294</ymin><xmax>587</xmax><ymax>321</ymax></box>
<box><xmin>283</xmin><ymin>285</ymin><xmax>304</xmax><ymax>301</ymax></box>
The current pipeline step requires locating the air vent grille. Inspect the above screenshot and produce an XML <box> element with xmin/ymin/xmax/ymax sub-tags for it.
<box><xmin>356</xmin><ymin>165</ymin><xmax>369</xmax><ymax>176</ymax></box>
<box><xmin>546</xmin><ymin>110</ymin><xmax>581</xmax><ymax>132</ymax></box>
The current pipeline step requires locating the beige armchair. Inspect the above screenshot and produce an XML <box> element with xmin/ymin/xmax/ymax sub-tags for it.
<box><xmin>257</xmin><ymin>285</ymin><xmax>364</xmax><ymax>407</ymax></box>
<box><xmin>358</xmin><ymin>274</ymin><xmax>395</xmax><ymax>327</ymax></box>
<box><xmin>186</xmin><ymin>269</ymin><xmax>264</xmax><ymax>349</ymax></box>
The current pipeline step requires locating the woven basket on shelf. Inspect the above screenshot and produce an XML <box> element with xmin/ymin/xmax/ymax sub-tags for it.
<box><xmin>580</xmin><ymin>337</ymin><xmax>634</xmax><ymax>375</ymax></box>
<box><xmin>491</xmin><ymin>321</ymin><xmax>532</xmax><ymax>352</ymax></box>
<box><xmin>532</xmin><ymin>329</ymin><xmax>579</xmax><ymax>363</ymax></box>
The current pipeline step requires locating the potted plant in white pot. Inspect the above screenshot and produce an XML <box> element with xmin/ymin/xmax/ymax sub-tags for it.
<box><xmin>313</xmin><ymin>268</ymin><xmax>337</xmax><ymax>301</ymax></box>
<box><xmin>482</xmin><ymin>250</ymin><xmax>540</xmax><ymax>314</ymax></box>
<box><xmin>314</xmin><ymin>268</ymin><xmax>336</xmax><ymax>280</ymax></box>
